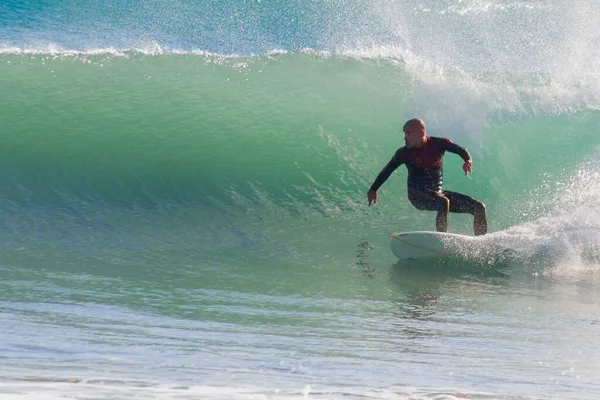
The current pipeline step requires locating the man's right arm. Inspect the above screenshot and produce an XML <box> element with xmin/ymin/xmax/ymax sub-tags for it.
<box><xmin>370</xmin><ymin>150</ymin><xmax>404</xmax><ymax>191</ymax></box>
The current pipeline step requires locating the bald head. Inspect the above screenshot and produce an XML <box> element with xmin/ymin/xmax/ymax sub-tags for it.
<box><xmin>403</xmin><ymin>118</ymin><xmax>427</xmax><ymax>148</ymax></box>
<box><xmin>403</xmin><ymin>118</ymin><xmax>426</xmax><ymax>133</ymax></box>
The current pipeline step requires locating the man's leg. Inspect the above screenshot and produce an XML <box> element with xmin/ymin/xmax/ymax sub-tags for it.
<box><xmin>433</xmin><ymin>192</ymin><xmax>450</xmax><ymax>233</ymax></box>
<box><xmin>408</xmin><ymin>188</ymin><xmax>451</xmax><ymax>232</ymax></box>
<box><xmin>473</xmin><ymin>202</ymin><xmax>487</xmax><ymax>236</ymax></box>
<box><xmin>444</xmin><ymin>191</ymin><xmax>487</xmax><ymax>236</ymax></box>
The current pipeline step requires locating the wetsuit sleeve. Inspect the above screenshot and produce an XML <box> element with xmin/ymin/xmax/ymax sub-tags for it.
<box><xmin>369</xmin><ymin>149</ymin><xmax>405</xmax><ymax>191</ymax></box>
<box><xmin>443</xmin><ymin>139</ymin><xmax>471</xmax><ymax>162</ymax></box>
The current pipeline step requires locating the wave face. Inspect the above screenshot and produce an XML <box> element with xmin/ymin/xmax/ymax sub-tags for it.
<box><xmin>0</xmin><ymin>49</ymin><xmax>599</xmax><ymax>267</ymax></box>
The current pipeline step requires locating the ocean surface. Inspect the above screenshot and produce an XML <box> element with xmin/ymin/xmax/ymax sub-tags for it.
<box><xmin>1</xmin><ymin>0</ymin><xmax>600</xmax><ymax>399</ymax></box>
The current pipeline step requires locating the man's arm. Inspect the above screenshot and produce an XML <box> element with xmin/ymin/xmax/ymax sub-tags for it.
<box><xmin>370</xmin><ymin>154</ymin><xmax>403</xmax><ymax>191</ymax></box>
<box><xmin>367</xmin><ymin>151</ymin><xmax>404</xmax><ymax>206</ymax></box>
<box><xmin>443</xmin><ymin>140</ymin><xmax>471</xmax><ymax>162</ymax></box>
<box><xmin>443</xmin><ymin>140</ymin><xmax>473</xmax><ymax>176</ymax></box>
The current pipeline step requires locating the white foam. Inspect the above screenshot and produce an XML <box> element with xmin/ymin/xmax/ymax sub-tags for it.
<box><xmin>0</xmin><ymin>43</ymin><xmax>237</xmax><ymax>58</ymax></box>
<box><xmin>485</xmin><ymin>156</ymin><xmax>600</xmax><ymax>272</ymax></box>
<box><xmin>0</xmin><ymin>381</ymin><xmax>522</xmax><ymax>400</ymax></box>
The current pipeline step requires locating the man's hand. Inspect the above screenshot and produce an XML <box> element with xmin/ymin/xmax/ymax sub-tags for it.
<box><xmin>463</xmin><ymin>160</ymin><xmax>473</xmax><ymax>176</ymax></box>
<box><xmin>367</xmin><ymin>189</ymin><xmax>378</xmax><ymax>206</ymax></box>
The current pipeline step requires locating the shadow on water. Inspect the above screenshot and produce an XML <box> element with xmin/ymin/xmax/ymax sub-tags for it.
<box><xmin>355</xmin><ymin>240</ymin><xmax>376</xmax><ymax>279</ymax></box>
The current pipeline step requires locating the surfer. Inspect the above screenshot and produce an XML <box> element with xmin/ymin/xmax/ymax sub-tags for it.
<box><xmin>367</xmin><ymin>118</ymin><xmax>487</xmax><ymax>236</ymax></box>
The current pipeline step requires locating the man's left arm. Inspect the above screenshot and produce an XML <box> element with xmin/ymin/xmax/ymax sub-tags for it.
<box><xmin>443</xmin><ymin>139</ymin><xmax>473</xmax><ymax>176</ymax></box>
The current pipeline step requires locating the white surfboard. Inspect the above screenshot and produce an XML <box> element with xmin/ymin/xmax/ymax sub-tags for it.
<box><xmin>390</xmin><ymin>231</ymin><xmax>479</xmax><ymax>260</ymax></box>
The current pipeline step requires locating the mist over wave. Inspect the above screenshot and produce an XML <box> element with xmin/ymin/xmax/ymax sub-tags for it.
<box><xmin>2</xmin><ymin>0</ymin><xmax>599</xmax><ymax>71</ymax></box>
<box><xmin>486</xmin><ymin>155</ymin><xmax>600</xmax><ymax>272</ymax></box>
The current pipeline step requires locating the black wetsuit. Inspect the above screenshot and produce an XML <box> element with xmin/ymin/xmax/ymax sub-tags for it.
<box><xmin>370</xmin><ymin>137</ymin><xmax>480</xmax><ymax>213</ymax></box>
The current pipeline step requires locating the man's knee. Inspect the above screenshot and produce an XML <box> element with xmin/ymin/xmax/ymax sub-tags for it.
<box><xmin>474</xmin><ymin>201</ymin><xmax>486</xmax><ymax>215</ymax></box>
<box><xmin>438</xmin><ymin>196</ymin><xmax>450</xmax><ymax>213</ymax></box>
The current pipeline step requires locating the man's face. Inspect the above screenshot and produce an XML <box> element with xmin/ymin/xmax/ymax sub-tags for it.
<box><xmin>404</xmin><ymin>125</ymin><xmax>425</xmax><ymax>148</ymax></box>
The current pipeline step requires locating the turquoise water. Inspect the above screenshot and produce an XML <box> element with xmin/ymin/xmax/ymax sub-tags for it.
<box><xmin>1</xmin><ymin>1</ymin><xmax>600</xmax><ymax>399</ymax></box>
